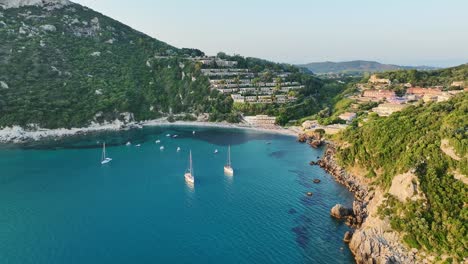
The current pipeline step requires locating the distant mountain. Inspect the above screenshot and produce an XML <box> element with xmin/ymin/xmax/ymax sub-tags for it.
<box><xmin>298</xmin><ymin>60</ymin><xmax>438</xmax><ymax>74</ymax></box>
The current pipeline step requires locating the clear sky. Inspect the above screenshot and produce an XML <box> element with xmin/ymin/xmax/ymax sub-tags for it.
<box><xmin>73</xmin><ymin>0</ymin><xmax>468</xmax><ymax>67</ymax></box>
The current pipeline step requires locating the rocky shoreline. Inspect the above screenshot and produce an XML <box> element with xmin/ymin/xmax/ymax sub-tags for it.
<box><xmin>316</xmin><ymin>143</ymin><xmax>417</xmax><ymax>264</ymax></box>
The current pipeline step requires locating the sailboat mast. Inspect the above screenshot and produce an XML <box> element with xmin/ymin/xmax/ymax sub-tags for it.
<box><xmin>228</xmin><ymin>145</ymin><xmax>231</xmax><ymax>166</ymax></box>
<box><xmin>189</xmin><ymin>150</ymin><xmax>193</xmax><ymax>174</ymax></box>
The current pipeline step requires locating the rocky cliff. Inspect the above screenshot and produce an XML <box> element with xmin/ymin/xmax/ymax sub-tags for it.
<box><xmin>0</xmin><ymin>0</ymin><xmax>69</xmax><ymax>9</ymax></box>
<box><xmin>319</xmin><ymin>144</ymin><xmax>418</xmax><ymax>264</ymax></box>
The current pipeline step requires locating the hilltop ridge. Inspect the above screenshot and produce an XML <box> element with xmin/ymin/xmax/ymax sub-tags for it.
<box><xmin>298</xmin><ymin>60</ymin><xmax>437</xmax><ymax>75</ymax></box>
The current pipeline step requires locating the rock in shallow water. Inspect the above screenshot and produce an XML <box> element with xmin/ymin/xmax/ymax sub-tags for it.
<box><xmin>330</xmin><ymin>204</ymin><xmax>353</xmax><ymax>219</ymax></box>
<box><xmin>343</xmin><ymin>231</ymin><xmax>353</xmax><ymax>243</ymax></box>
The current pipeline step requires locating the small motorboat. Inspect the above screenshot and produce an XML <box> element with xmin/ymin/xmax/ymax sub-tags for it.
<box><xmin>126</xmin><ymin>141</ymin><xmax>131</xmax><ymax>146</ymax></box>
<box><xmin>136</xmin><ymin>144</ymin><xmax>141</xmax><ymax>147</ymax></box>
<box><xmin>160</xmin><ymin>146</ymin><xmax>165</xmax><ymax>150</ymax></box>
<box><xmin>166</xmin><ymin>134</ymin><xmax>171</xmax><ymax>137</ymax></box>
<box><xmin>155</xmin><ymin>140</ymin><xmax>161</xmax><ymax>144</ymax></box>
<box><xmin>177</xmin><ymin>147</ymin><xmax>181</xmax><ymax>152</ymax></box>
<box><xmin>313</xmin><ymin>179</ymin><xmax>321</xmax><ymax>184</ymax></box>
<box><xmin>214</xmin><ymin>149</ymin><xmax>219</xmax><ymax>154</ymax></box>
<box><xmin>306</xmin><ymin>192</ymin><xmax>313</xmax><ymax>197</ymax></box>
<box><xmin>172</xmin><ymin>135</ymin><xmax>178</xmax><ymax>138</ymax></box>
<box><xmin>192</xmin><ymin>131</ymin><xmax>196</xmax><ymax>135</ymax></box>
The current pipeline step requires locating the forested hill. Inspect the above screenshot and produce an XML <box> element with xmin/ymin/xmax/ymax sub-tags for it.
<box><xmin>0</xmin><ymin>1</ymin><xmax>331</xmax><ymax>129</ymax></box>
<box><xmin>0</xmin><ymin>0</ymin><xmax>213</xmax><ymax>128</ymax></box>
<box><xmin>336</xmin><ymin>93</ymin><xmax>467</xmax><ymax>260</ymax></box>
<box><xmin>371</xmin><ymin>63</ymin><xmax>468</xmax><ymax>87</ymax></box>
<box><xmin>298</xmin><ymin>60</ymin><xmax>436</xmax><ymax>75</ymax></box>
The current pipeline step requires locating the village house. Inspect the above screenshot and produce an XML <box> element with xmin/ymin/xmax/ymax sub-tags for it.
<box><xmin>406</xmin><ymin>87</ymin><xmax>442</xmax><ymax>97</ymax></box>
<box><xmin>369</xmin><ymin>74</ymin><xmax>391</xmax><ymax>85</ymax></box>
<box><xmin>338</xmin><ymin>112</ymin><xmax>357</xmax><ymax>123</ymax></box>
<box><xmin>302</xmin><ymin>120</ymin><xmax>318</xmax><ymax>130</ymax></box>
<box><xmin>387</xmin><ymin>96</ymin><xmax>407</xmax><ymax>104</ymax></box>
<box><xmin>372</xmin><ymin>103</ymin><xmax>407</xmax><ymax>116</ymax></box>
<box><xmin>362</xmin><ymin>90</ymin><xmax>396</xmax><ymax>100</ymax></box>
<box><xmin>323</xmin><ymin>124</ymin><xmax>348</xmax><ymax>135</ymax></box>
<box><xmin>436</xmin><ymin>92</ymin><xmax>453</xmax><ymax>102</ymax></box>
<box><xmin>451</xmin><ymin>81</ymin><xmax>465</xmax><ymax>87</ymax></box>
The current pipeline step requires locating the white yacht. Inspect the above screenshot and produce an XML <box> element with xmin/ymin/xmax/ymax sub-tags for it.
<box><xmin>100</xmin><ymin>142</ymin><xmax>112</xmax><ymax>164</ymax></box>
<box><xmin>184</xmin><ymin>150</ymin><xmax>195</xmax><ymax>184</ymax></box>
<box><xmin>177</xmin><ymin>147</ymin><xmax>181</xmax><ymax>152</ymax></box>
<box><xmin>160</xmin><ymin>146</ymin><xmax>165</xmax><ymax>150</ymax></box>
<box><xmin>155</xmin><ymin>140</ymin><xmax>161</xmax><ymax>144</ymax></box>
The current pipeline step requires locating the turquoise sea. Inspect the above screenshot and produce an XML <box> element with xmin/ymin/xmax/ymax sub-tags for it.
<box><xmin>0</xmin><ymin>126</ymin><xmax>355</xmax><ymax>264</ymax></box>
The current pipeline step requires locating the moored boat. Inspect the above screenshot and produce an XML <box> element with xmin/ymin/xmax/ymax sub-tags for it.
<box><xmin>184</xmin><ymin>150</ymin><xmax>195</xmax><ymax>184</ymax></box>
<box><xmin>100</xmin><ymin>142</ymin><xmax>112</xmax><ymax>164</ymax></box>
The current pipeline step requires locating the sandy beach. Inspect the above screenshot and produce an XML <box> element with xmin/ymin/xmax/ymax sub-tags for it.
<box><xmin>0</xmin><ymin>119</ymin><xmax>300</xmax><ymax>143</ymax></box>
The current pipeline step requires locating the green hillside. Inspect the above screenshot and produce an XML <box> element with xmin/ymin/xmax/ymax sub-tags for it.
<box><xmin>336</xmin><ymin>93</ymin><xmax>467</xmax><ymax>260</ymax></box>
<box><xmin>0</xmin><ymin>2</ymin><xmax>221</xmax><ymax>128</ymax></box>
<box><xmin>372</xmin><ymin>64</ymin><xmax>468</xmax><ymax>87</ymax></box>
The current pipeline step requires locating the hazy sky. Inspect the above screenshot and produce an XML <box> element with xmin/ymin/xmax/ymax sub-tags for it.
<box><xmin>73</xmin><ymin>0</ymin><xmax>468</xmax><ymax>67</ymax></box>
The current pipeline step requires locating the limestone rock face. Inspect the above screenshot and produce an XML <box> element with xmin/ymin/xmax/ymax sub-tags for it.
<box><xmin>0</xmin><ymin>0</ymin><xmax>70</xmax><ymax>9</ymax></box>
<box><xmin>331</xmin><ymin>204</ymin><xmax>353</xmax><ymax>219</ymax></box>
<box><xmin>349</xmin><ymin>228</ymin><xmax>416</xmax><ymax>264</ymax></box>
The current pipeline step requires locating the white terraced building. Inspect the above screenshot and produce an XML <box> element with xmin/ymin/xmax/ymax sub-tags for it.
<box><xmin>244</xmin><ymin>115</ymin><xmax>277</xmax><ymax>127</ymax></box>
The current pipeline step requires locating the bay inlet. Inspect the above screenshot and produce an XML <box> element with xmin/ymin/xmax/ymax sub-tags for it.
<box><xmin>0</xmin><ymin>126</ymin><xmax>355</xmax><ymax>263</ymax></box>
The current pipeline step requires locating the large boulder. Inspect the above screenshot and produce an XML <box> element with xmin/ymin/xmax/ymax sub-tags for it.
<box><xmin>343</xmin><ymin>231</ymin><xmax>353</xmax><ymax>243</ymax></box>
<box><xmin>331</xmin><ymin>204</ymin><xmax>353</xmax><ymax>219</ymax></box>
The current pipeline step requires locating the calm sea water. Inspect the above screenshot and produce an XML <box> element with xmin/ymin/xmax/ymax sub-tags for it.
<box><xmin>0</xmin><ymin>126</ymin><xmax>355</xmax><ymax>264</ymax></box>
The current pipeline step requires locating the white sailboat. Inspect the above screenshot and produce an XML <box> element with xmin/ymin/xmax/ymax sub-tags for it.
<box><xmin>224</xmin><ymin>145</ymin><xmax>234</xmax><ymax>176</ymax></box>
<box><xmin>101</xmin><ymin>142</ymin><xmax>112</xmax><ymax>164</ymax></box>
<box><xmin>184</xmin><ymin>150</ymin><xmax>195</xmax><ymax>184</ymax></box>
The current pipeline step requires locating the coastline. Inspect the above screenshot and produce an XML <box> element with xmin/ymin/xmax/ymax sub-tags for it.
<box><xmin>318</xmin><ymin>143</ymin><xmax>417</xmax><ymax>264</ymax></box>
<box><xmin>0</xmin><ymin>119</ymin><xmax>299</xmax><ymax>144</ymax></box>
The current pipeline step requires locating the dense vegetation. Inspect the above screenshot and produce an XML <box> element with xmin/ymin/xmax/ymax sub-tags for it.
<box><xmin>336</xmin><ymin>94</ymin><xmax>467</xmax><ymax>259</ymax></box>
<box><xmin>0</xmin><ymin>3</ymin><xmax>235</xmax><ymax>128</ymax></box>
<box><xmin>373</xmin><ymin>64</ymin><xmax>468</xmax><ymax>87</ymax></box>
